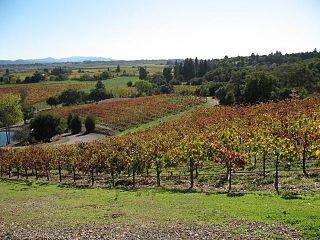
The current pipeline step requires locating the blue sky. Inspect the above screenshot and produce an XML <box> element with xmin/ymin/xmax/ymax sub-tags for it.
<box><xmin>0</xmin><ymin>0</ymin><xmax>319</xmax><ymax>60</ymax></box>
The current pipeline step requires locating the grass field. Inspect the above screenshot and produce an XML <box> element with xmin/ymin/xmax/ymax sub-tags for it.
<box><xmin>81</xmin><ymin>76</ymin><xmax>139</xmax><ymax>97</ymax></box>
<box><xmin>2</xmin><ymin>64</ymin><xmax>166</xmax><ymax>79</ymax></box>
<box><xmin>70</xmin><ymin>64</ymin><xmax>165</xmax><ymax>78</ymax></box>
<box><xmin>174</xmin><ymin>84</ymin><xmax>198</xmax><ymax>93</ymax></box>
<box><xmin>0</xmin><ymin>179</ymin><xmax>319</xmax><ymax>239</ymax></box>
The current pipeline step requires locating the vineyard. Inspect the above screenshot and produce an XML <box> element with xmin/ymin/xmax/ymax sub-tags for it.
<box><xmin>1</xmin><ymin>97</ymin><xmax>319</xmax><ymax>193</ymax></box>
<box><xmin>0</xmin><ymin>82</ymin><xmax>88</xmax><ymax>104</ymax></box>
<box><xmin>49</xmin><ymin>94</ymin><xmax>206</xmax><ymax>130</ymax></box>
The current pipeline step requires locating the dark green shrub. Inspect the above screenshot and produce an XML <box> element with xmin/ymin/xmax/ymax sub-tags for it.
<box><xmin>46</xmin><ymin>96</ymin><xmax>60</xmax><ymax>108</ymax></box>
<box><xmin>70</xmin><ymin>114</ymin><xmax>82</xmax><ymax>134</ymax></box>
<box><xmin>58</xmin><ymin>89</ymin><xmax>87</xmax><ymax>106</ymax></box>
<box><xmin>67</xmin><ymin>113</ymin><xmax>76</xmax><ymax>130</ymax></box>
<box><xmin>30</xmin><ymin>113</ymin><xmax>66</xmax><ymax>142</ymax></box>
<box><xmin>85</xmin><ymin>115</ymin><xmax>95</xmax><ymax>133</ymax></box>
<box><xmin>127</xmin><ymin>81</ymin><xmax>133</xmax><ymax>87</ymax></box>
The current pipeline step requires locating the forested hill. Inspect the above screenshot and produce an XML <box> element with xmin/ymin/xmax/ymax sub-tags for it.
<box><xmin>171</xmin><ymin>49</ymin><xmax>320</xmax><ymax>105</ymax></box>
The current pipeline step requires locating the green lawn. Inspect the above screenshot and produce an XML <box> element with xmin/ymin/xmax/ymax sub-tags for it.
<box><xmin>78</xmin><ymin>76</ymin><xmax>139</xmax><ymax>92</ymax></box>
<box><xmin>0</xmin><ymin>179</ymin><xmax>319</xmax><ymax>239</ymax></box>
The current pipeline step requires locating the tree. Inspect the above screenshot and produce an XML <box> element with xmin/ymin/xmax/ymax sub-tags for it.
<box><xmin>58</xmin><ymin>89</ymin><xmax>87</xmax><ymax>106</ymax></box>
<box><xmin>51</xmin><ymin>67</ymin><xmax>71</xmax><ymax>80</ymax></box>
<box><xmin>139</xmin><ymin>66</ymin><xmax>148</xmax><ymax>80</ymax></box>
<box><xmin>95</xmin><ymin>80</ymin><xmax>105</xmax><ymax>90</ymax></box>
<box><xmin>215</xmin><ymin>86</ymin><xmax>235</xmax><ymax>105</ymax></box>
<box><xmin>46</xmin><ymin>96</ymin><xmax>60</xmax><ymax>109</ymax></box>
<box><xmin>89</xmin><ymin>80</ymin><xmax>113</xmax><ymax>102</ymax></box>
<box><xmin>67</xmin><ymin>113</ymin><xmax>76</xmax><ymax>130</ymax></box>
<box><xmin>158</xmin><ymin>84</ymin><xmax>174</xmax><ymax>94</ymax></box>
<box><xmin>0</xmin><ymin>94</ymin><xmax>23</xmax><ymax>144</ymax></box>
<box><xmin>195</xmin><ymin>85</ymin><xmax>210</xmax><ymax>96</ymax></box>
<box><xmin>151</xmin><ymin>73</ymin><xmax>166</xmax><ymax>85</ymax></box>
<box><xmin>85</xmin><ymin>115</ymin><xmax>96</xmax><ymax>133</ymax></box>
<box><xmin>100</xmin><ymin>71</ymin><xmax>111</xmax><ymax>79</ymax></box>
<box><xmin>5</xmin><ymin>68</ymin><xmax>9</xmax><ymax>75</ymax></box>
<box><xmin>30</xmin><ymin>113</ymin><xmax>66</xmax><ymax>142</ymax></box>
<box><xmin>182</xmin><ymin>58</ymin><xmax>195</xmax><ymax>81</ymax></box>
<box><xmin>70</xmin><ymin>114</ymin><xmax>82</xmax><ymax>134</ymax></box>
<box><xmin>163</xmin><ymin>67</ymin><xmax>173</xmax><ymax>81</ymax></box>
<box><xmin>244</xmin><ymin>71</ymin><xmax>276</xmax><ymax>103</ymax></box>
<box><xmin>178</xmin><ymin>62</ymin><xmax>184</xmax><ymax>79</ymax></box>
<box><xmin>224</xmin><ymin>91</ymin><xmax>235</xmax><ymax>105</ymax></box>
<box><xmin>22</xmin><ymin>106</ymin><xmax>36</xmax><ymax>123</ymax></box>
<box><xmin>173</xmin><ymin>60</ymin><xmax>179</xmax><ymax>80</ymax></box>
<box><xmin>135</xmin><ymin>80</ymin><xmax>153</xmax><ymax>96</ymax></box>
<box><xmin>19</xmin><ymin>88</ymin><xmax>28</xmax><ymax>108</ymax></box>
<box><xmin>195</xmin><ymin>57</ymin><xmax>199</xmax><ymax>77</ymax></box>
<box><xmin>116</xmin><ymin>65</ymin><xmax>121</xmax><ymax>73</ymax></box>
<box><xmin>24</xmin><ymin>71</ymin><xmax>45</xmax><ymax>83</ymax></box>
<box><xmin>127</xmin><ymin>81</ymin><xmax>133</xmax><ymax>87</ymax></box>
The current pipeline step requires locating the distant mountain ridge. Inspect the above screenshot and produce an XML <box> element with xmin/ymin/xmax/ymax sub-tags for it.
<box><xmin>0</xmin><ymin>56</ymin><xmax>113</xmax><ymax>65</ymax></box>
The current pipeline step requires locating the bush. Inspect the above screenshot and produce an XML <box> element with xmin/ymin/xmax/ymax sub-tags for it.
<box><xmin>215</xmin><ymin>86</ymin><xmax>235</xmax><ymax>105</ymax></box>
<box><xmin>22</xmin><ymin>106</ymin><xmax>36</xmax><ymax>123</ymax></box>
<box><xmin>79</xmin><ymin>74</ymin><xmax>94</xmax><ymax>81</ymax></box>
<box><xmin>190</xmin><ymin>77</ymin><xmax>204</xmax><ymax>85</ymax></box>
<box><xmin>243</xmin><ymin>71</ymin><xmax>276</xmax><ymax>103</ymax></box>
<box><xmin>157</xmin><ymin>84</ymin><xmax>174</xmax><ymax>94</ymax></box>
<box><xmin>224</xmin><ymin>91</ymin><xmax>235</xmax><ymax>105</ymax></box>
<box><xmin>70</xmin><ymin>114</ymin><xmax>82</xmax><ymax>134</ymax></box>
<box><xmin>135</xmin><ymin>80</ymin><xmax>153</xmax><ymax>96</ymax></box>
<box><xmin>207</xmin><ymin>82</ymin><xmax>225</xmax><ymax>96</ymax></box>
<box><xmin>169</xmin><ymin>79</ymin><xmax>181</xmax><ymax>85</ymax></box>
<box><xmin>89</xmin><ymin>88</ymin><xmax>113</xmax><ymax>102</ymax></box>
<box><xmin>46</xmin><ymin>96</ymin><xmax>60</xmax><ymax>108</ymax></box>
<box><xmin>30</xmin><ymin>113</ymin><xmax>66</xmax><ymax>142</ymax></box>
<box><xmin>195</xmin><ymin>85</ymin><xmax>210</xmax><ymax>96</ymax></box>
<box><xmin>67</xmin><ymin>113</ymin><xmax>75</xmax><ymax>130</ymax></box>
<box><xmin>85</xmin><ymin>115</ymin><xmax>95</xmax><ymax>133</ymax></box>
<box><xmin>100</xmin><ymin>71</ymin><xmax>112</xmax><ymax>79</ymax></box>
<box><xmin>58</xmin><ymin>89</ymin><xmax>87</xmax><ymax>106</ymax></box>
<box><xmin>127</xmin><ymin>81</ymin><xmax>133</xmax><ymax>87</ymax></box>
<box><xmin>88</xmin><ymin>80</ymin><xmax>113</xmax><ymax>102</ymax></box>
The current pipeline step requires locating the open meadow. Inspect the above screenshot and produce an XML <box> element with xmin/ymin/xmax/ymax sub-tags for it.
<box><xmin>0</xmin><ymin>180</ymin><xmax>319</xmax><ymax>239</ymax></box>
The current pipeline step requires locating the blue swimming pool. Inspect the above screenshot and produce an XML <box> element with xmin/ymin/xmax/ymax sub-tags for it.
<box><xmin>0</xmin><ymin>131</ymin><xmax>14</xmax><ymax>146</ymax></box>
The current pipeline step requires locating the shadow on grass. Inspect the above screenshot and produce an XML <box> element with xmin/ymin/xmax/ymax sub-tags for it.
<box><xmin>0</xmin><ymin>178</ymin><xmax>33</xmax><ymax>186</ymax></box>
<box><xmin>281</xmin><ymin>191</ymin><xmax>302</xmax><ymax>200</ymax></box>
<box><xmin>56</xmin><ymin>183</ymin><xmax>139</xmax><ymax>193</ymax></box>
<box><xmin>226</xmin><ymin>192</ymin><xmax>245</xmax><ymax>197</ymax></box>
<box><xmin>0</xmin><ymin>178</ymin><xmax>250</xmax><ymax>197</ymax></box>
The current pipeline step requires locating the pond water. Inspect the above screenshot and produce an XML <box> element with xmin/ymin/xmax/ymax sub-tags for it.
<box><xmin>0</xmin><ymin>131</ymin><xmax>14</xmax><ymax>146</ymax></box>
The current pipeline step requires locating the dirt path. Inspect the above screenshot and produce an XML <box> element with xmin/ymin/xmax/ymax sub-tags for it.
<box><xmin>42</xmin><ymin>127</ymin><xmax>118</xmax><ymax>146</ymax></box>
<box><xmin>0</xmin><ymin>221</ymin><xmax>300</xmax><ymax>240</ymax></box>
<box><xmin>48</xmin><ymin>132</ymin><xmax>107</xmax><ymax>145</ymax></box>
<box><xmin>206</xmin><ymin>97</ymin><xmax>219</xmax><ymax>106</ymax></box>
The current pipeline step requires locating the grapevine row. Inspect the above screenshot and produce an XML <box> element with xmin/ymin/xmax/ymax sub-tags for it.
<box><xmin>1</xmin><ymin>97</ymin><xmax>319</xmax><ymax>193</ymax></box>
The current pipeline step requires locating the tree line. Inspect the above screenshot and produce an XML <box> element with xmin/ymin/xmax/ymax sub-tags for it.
<box><xmin>164</xmin><ymin>50</ymin><xmax>320</xmax><ymax>105</ymax></box>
